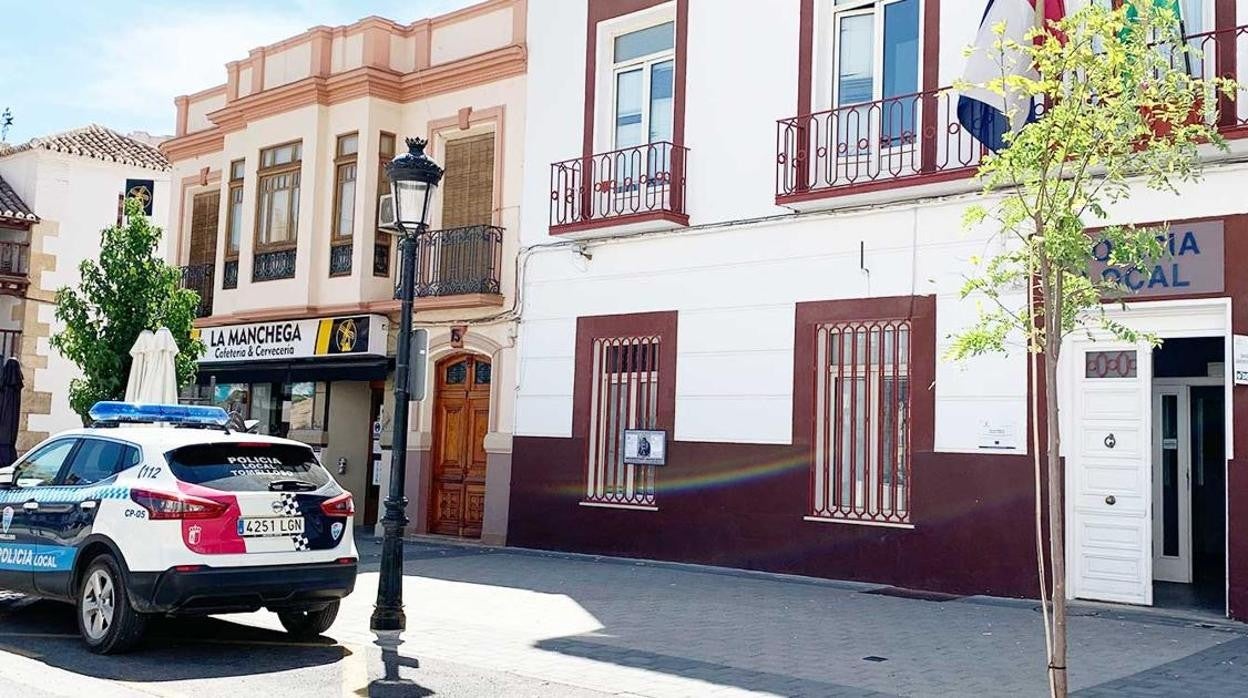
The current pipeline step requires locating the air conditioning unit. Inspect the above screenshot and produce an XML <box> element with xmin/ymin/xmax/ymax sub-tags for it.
<box><xmin>377</xmin><ymin>193</ymin><xmax>397</xmax><ymax>230</ymax></box>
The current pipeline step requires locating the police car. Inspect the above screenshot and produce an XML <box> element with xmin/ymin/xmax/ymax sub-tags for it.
<box><xmin>0</xmin><ymin>402</ymin><xmax>358</xmax><ymax>654</ymax></box>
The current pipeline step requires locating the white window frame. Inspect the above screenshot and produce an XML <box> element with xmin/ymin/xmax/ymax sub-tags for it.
<box><xmin>594</xmin><ymin>3</ymin><xmax>678</xmax><ymax>155</ymax></box>
<box><xmin>811</xmin><ymin>0</ymin><xmax>925</xmax><ymax>114</ymax></box>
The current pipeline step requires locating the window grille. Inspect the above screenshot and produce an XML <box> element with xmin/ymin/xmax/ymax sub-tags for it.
<box><xmin>812</xmin><ymin>319</ymin><xmax>910</xmax><ymax>524</ymax></box>
<box><xmin>585</xmin><ymin>336</ymin><xmax>660</xmax><ymax>507</ymax></box>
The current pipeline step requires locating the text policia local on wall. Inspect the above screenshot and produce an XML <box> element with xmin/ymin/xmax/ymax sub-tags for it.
<box><xmin>1090</xmin><ymin>221</ymin><xmax>1224</xmax><ymax>297</ymax></box>
<box><xmin>193</xmin><ymin>315</ymin><xmax>389</xmax><ymax>363</ymax></box>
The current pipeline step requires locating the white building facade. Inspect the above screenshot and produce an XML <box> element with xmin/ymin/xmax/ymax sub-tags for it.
<box><xmin>508</xmin><ymin>0</ymin><xmax>1248</xmax><ymax>620</ymax></box>
<box><xmin>0</xmin><ymin>126</ymin><xmax>172</xmax><ymax>449</ymax></box>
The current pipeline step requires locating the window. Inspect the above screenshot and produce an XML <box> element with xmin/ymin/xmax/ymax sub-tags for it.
<box><xmin>440</xmin><ymin>133</ymin><xmax>495</xmax><ymax>229</ymax></box>
<box><xmin>14</xmin><ymin>439</ymin><xmax>77</xmax><ymax>487</ymax></box>
<box><xmin>287</xmin><ymin>382</ymin><xmax>329</xmax><ymax>432</ymax></box>
<box><xmin>373</xmin><ymin>132</ymin><xmax>396</xmax><ymax>278</ymax></box>
<box><xmin>609</xmin><ymin>20</ymin><xmax>675</xmax><ymax>187</ymax></box>
<box><xmin>61</xmin><ymin>439</ymin><xmax>131</xmax><ymax>486</ymax></box>
<box><xmin>226</xmin><ymin>159</ymin><xmax>245</xmax><ymax>259</ymax></box>
<box><xmin>255</xmin><ymin>141</ymin><xmax>302</xmax><ymax>248</ymax></box>
<box><xmin>333</xmin><ymin>133</ymin><xmax>358</xmax><ymax>240</ymax></box>
<box><xmin>824</xmin><ymin>0</ymin><xmax>920</xmax><ymax>148</ymax></box>
<box><xmin>612</xmin><ymin>22</ymin><xmax>675</xmax><ymax>149</ymax></box>
<box><xmin>812</xmin><ymin>319</ymin><xmax>910</xmax><ymax>524</ymax></box>
<box><xmin>585</xmin><ymin>336</ymin><xmax>660</xmax><ymax>508</ymax></box>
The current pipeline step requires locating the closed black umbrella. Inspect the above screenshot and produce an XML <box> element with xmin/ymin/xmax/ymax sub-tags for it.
<box><xmin>0</xmin><ymin>357</ymin><xmax>23</xmax><ymax>468</ymax></box>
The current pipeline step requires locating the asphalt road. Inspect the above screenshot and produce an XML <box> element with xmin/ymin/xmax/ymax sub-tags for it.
<box><xmin>0</xmin><ymin>549</ymin><xmax>606</xmax><ymax>698</ymax></box>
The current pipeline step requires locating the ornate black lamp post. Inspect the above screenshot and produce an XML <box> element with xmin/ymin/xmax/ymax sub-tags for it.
<box><xmin>371</xmin><ymin>137</ymin><xmax>443</xmax><ymax>632</ymax></box>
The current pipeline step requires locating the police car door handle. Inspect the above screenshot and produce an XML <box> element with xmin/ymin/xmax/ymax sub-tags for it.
<box><xmin>21</xmin><ymin>501</ymin><xmax>38</xmax><ymax>511</ymax></box>
<box><xmin>79</xmin><ymin>501</ymin><xmax>97</xmax><ymax>510</ymax></box>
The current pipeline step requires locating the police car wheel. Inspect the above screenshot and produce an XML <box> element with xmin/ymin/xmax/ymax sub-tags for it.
<box><xmin>277</xmin><ymin>600</ymin><xmax>340</xmax><ymax>639</ymax></box>
<box><xmin>77</xmin><ymin>555</ymin><xmax>147</xmax><ymax>654</ymax></box>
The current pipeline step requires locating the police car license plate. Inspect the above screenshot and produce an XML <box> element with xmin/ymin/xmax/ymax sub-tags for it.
<box><xmin>237</xmin><ymin>516</ymin><xmax>305</xmax><ymax>537</ymax></box>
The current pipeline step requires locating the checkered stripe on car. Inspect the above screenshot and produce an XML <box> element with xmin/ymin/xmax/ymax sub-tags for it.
<box><xmin>0</xmin><ymin>485</ymin><xmax>130</xmax><ymax>504</ymax></box>
<box><xmin>292</xmin><ymin>534</ymin><xmax>310</xmax><ymax>551</ymax></box>
<box><xmin>275</xmin><ymin>493</ymin><xmax>300</xmax><ymax>517</ymax></box>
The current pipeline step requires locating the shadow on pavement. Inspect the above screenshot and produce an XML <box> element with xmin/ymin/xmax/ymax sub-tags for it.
<box><xmin>0</xmin><ymin>597</ymin><xmax>349</xmax><ymax>682</ymax></box>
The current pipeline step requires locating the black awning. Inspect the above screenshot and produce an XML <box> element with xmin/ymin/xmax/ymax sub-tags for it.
<box><xmin>197</xmin><ymin>356</ymin><xmax>391</xmax><ymax>384</ymax></box>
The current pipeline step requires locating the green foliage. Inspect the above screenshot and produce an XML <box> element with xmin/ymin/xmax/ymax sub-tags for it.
<box><xmin>50</xmin><ymin>197</ymin><xmax>205</xmax><ymax>421</ymax></box>
<box><xmin>947</xmin><ymin>0</ymin><xmax>1236</xmax><ymax>361</ymax></box>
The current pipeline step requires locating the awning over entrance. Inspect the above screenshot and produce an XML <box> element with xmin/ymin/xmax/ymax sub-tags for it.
<box><xmin>197</xmin><ymin>355</ymin><xmax>390</xmax><ymax>384</ymax></box>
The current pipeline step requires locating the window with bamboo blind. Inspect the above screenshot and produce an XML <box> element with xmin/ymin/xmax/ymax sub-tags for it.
<box><xmin>188</xmin><ymin>191</ymin><xmax>219</xmax><ymax>267</ymax></box>
<box><xmin>440</xmin><ymin>133</ymin><xmax>495</xmax><ymax>229</ymax></box>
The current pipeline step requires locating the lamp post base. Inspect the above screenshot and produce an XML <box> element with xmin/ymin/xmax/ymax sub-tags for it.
<box><xmin>370</xmin><ymin>606</ymin><xmax>407</xmax><ymax>632</ymax></box>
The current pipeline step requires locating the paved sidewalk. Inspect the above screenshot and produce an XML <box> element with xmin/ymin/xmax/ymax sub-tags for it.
<box><xmin>302</xmin><ymin>537</ymin><xmax>1248</xmax><ymax>697</ymax></box>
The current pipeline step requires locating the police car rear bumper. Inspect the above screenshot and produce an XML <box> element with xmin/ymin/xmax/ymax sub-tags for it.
<box><xmin>129</xmin><ymin>560</ymin><xmax>358</xmax><ymax>615</ymax></box>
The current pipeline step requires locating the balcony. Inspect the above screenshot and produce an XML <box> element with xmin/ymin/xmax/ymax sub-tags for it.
<box><xmin>0</xmin><ymin>329</ymin><xmax>19</xmax><ymax>360</ymax></box>
<box><xmin>406</xmin><ymin>225</ymin><xmax>503</xmax><ymax>310</ymax></box>
<box><xmin>180</xmin><ymin>263</ymin><xmax>214</xmax><ymax>318</ymax></box>
<box><xmin>776</xmin><ymin>87</ymin><xmax>986</xmax><ymax>207</ymax></box>
<box><xmin>776</xmin><ymin>25</ymin><xmax>1248</xmax><ymax>207</ymax></box>
<box><xmin>550</xmin><ymin>141</ymin><xmax>689</xmax><ymax>235</ymax></box>
<box><xmin>0</xmin><ymin>241</ymin><xmax>30</xmax><ymax>296</ymax></box>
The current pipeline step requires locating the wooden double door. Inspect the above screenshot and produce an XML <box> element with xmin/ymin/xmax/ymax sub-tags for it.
<box><xmin>429</xmin><ymin>354</ymin><xmax>491</xmax><ymax>538</ymax></box>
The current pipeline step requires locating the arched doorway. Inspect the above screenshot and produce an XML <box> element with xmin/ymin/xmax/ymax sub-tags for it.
<box><xmin>429</xmin><ymin>353</ymin><xmax>491</xmax><ymax>537</ymax></box>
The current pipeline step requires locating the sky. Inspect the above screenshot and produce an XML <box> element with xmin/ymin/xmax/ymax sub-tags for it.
<box><xmin>0</xmin><ymin>0</ymin><xmax>479</xmax><ymax>144</ymax></box>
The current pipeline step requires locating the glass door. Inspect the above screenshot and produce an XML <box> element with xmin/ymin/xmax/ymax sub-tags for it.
<box><xmin>1152</xmin><ymin>385</ymin><xmax>1192</xmax><ymax>583</ymax></box>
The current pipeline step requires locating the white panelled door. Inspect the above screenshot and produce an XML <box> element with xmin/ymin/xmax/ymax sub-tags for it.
<box><xmin>1070</xmin><ymin>342</ymin><xmax>1153</xmax><ymax>605</ymax></box>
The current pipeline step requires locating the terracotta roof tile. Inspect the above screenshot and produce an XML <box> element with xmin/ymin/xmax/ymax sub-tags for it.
<box><xmin>0</xmin><ymin>174</ymin><xmax>37</xmax><ymax>224</ymax></box>
<box><xmin>0</xmin><ymin>124</ymin><xmax>170</xmax><ymax>172</ymax></box>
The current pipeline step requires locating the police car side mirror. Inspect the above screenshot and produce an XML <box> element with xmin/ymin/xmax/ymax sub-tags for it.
<box><xmin>0</xmin><ymin>467</ymin><xmax>15</xmax><ymax>489</ymax></box>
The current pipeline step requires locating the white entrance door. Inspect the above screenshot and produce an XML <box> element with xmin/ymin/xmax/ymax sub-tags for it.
<box><xmin>1152</xmin><ymin>384</ymin><xmax>1194</xmax><ymax>583</ymax></box>
<box><xmin>1070</xmin><ymin>343</ymin><xmax>1153</xmax><ymax>605</ymax></box>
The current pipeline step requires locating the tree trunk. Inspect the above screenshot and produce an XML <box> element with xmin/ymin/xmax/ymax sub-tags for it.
<box><xmin>1040</xmin><ymin>257</ymin><xmax>1068</xmax><ymax>697</ymax></box>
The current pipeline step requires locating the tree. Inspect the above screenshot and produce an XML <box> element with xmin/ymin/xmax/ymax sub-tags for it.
<box><xmin>947</xmin><ymin>2</ymin><xmax>1235</xmax><ymax>695</ymax></box>
<box><xmin>51</xmin><ymin>197</ymin><xmax>205</xmax><ymax>421</ymax></box>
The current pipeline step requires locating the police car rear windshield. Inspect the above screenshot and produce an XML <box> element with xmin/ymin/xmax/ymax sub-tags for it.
<box><xmin>165</xmin><ymin>443</ymin><xmax>332</xmax><ymax>492</ymax></box>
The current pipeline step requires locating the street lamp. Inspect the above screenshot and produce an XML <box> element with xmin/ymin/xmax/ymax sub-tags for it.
<box><xmin>371</xmin><ymin>137</ymin><xmax>443</xmax><ymax>632</ymax></box>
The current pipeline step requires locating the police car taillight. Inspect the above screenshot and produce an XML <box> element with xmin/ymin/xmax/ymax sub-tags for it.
<box><xmin>320</xmin><ymin>492</ymin><xmax>354</xmax><ymax>517</ymax></box>
<box><xmin>131</xmin><ymin>489</ymin><xmax>227</xmax><ymax>520</ymax></box>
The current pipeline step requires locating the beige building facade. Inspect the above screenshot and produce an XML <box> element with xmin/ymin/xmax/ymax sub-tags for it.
<box><xmin>160</xmin><ymin>0</ymin><xmax>527</xmax><ymax>543</ymax></box>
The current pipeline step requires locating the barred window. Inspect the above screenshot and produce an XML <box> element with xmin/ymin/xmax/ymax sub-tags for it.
<box><xmin>812</xmin><ymin>319</ymin><xmax>910</xmax><ymax>524</ymax></box>
<box><xmin>585</xmin><ymin>336</ymin><xmax>659</xmax><ymax>508</ymax></box>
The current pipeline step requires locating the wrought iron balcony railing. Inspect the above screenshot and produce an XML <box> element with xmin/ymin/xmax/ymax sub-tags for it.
<box><xmin>777</xmin><ymin>24</ymin><xmax>1248</xmax><ymax>203</ymax></box>
<box><xmin>180</xmin><ymin>263</ymin><xmax>214</xmax><ymax>318</ymax></box>
<box><xmin>410</xmin><ymin>225</ymin><xmax>503</xmax><ymax>298</ymax></box>
<box><xmin>776</xmin><ymin>87</ymin><xmax>985</xmax><ymax>203</ymax></box>
<box><xmin>550</xmin><ymin>141</ymin><xmax>688</xmax><ymax>232</ymax></box>
<box><xmin>253</xmin><ymin>249</ymin><xmax>297</xmax><ymax>282</ymax></box>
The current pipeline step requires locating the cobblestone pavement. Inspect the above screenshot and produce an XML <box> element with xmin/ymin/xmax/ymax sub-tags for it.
<box><xmin>324</xmin><ymin>537</ymin><xmax>1248</xmax><ymax>697</ymax></box>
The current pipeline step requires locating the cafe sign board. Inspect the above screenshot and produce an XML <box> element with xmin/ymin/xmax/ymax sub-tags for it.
<box><xmin>1090</xmin><ymin>220</ymin><xmax>1224</xmax><ymax>298</ymax></box>
<box><xmin>194</xmin><ymin>315</ymin><xmax>388</xmax><ymax>363</ymax></box>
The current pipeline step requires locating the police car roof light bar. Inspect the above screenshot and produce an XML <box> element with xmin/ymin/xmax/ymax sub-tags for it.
<box><xmin>88</xmin><ymin>401</ymin><xmax>231</xmax><ymax>428</ymax></box>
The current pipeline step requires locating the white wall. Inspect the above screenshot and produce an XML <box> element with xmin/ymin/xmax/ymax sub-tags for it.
<box><xmin>512</xmin><ymin>0</ymin><xmax>1248</xmax><ymax>453</ymax></box>
<box><xmin>0</xmin><ymin>149</ymin><xmax>172</xmax><ymax>436</ymax></box>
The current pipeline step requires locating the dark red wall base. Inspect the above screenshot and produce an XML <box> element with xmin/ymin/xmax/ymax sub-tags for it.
<box><xmin>509</xmin><ymin>437</ymin><xmax>1040</xmax><ymax>598</ymax></box>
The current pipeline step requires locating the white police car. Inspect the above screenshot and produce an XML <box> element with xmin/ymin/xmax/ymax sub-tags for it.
<box><xmin>0</xmin><ymin>402</ymin><xmax>358</xmax><ymax>654</ymax></box>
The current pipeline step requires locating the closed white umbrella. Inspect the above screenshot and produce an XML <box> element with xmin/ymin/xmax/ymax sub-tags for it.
<box><xmin>123</xmin><ymin>330</ymin><xmax>154</xmax><ymax>402</ymax></box>
<box><xmin>138</xmin><ymin>328</ymin><xmax>179</xmax><ymax>404</ymax></box>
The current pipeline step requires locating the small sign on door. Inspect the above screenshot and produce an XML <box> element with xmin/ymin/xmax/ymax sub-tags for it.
<box><xmin>1234</xmin><ymin>335</ymin><xmax>1248</xmax><ymax>385</ymax></box>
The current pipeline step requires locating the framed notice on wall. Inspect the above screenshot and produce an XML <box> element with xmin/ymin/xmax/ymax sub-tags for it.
<box><xmin>1234</xmin><ymin>335</ymin><xmax>1248</xmax><ymax>385</ymax></box>
<box><xmin>623</xmin><ymin>429</ymin><xmax>667</xmax><ymax>466</ymax></box>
